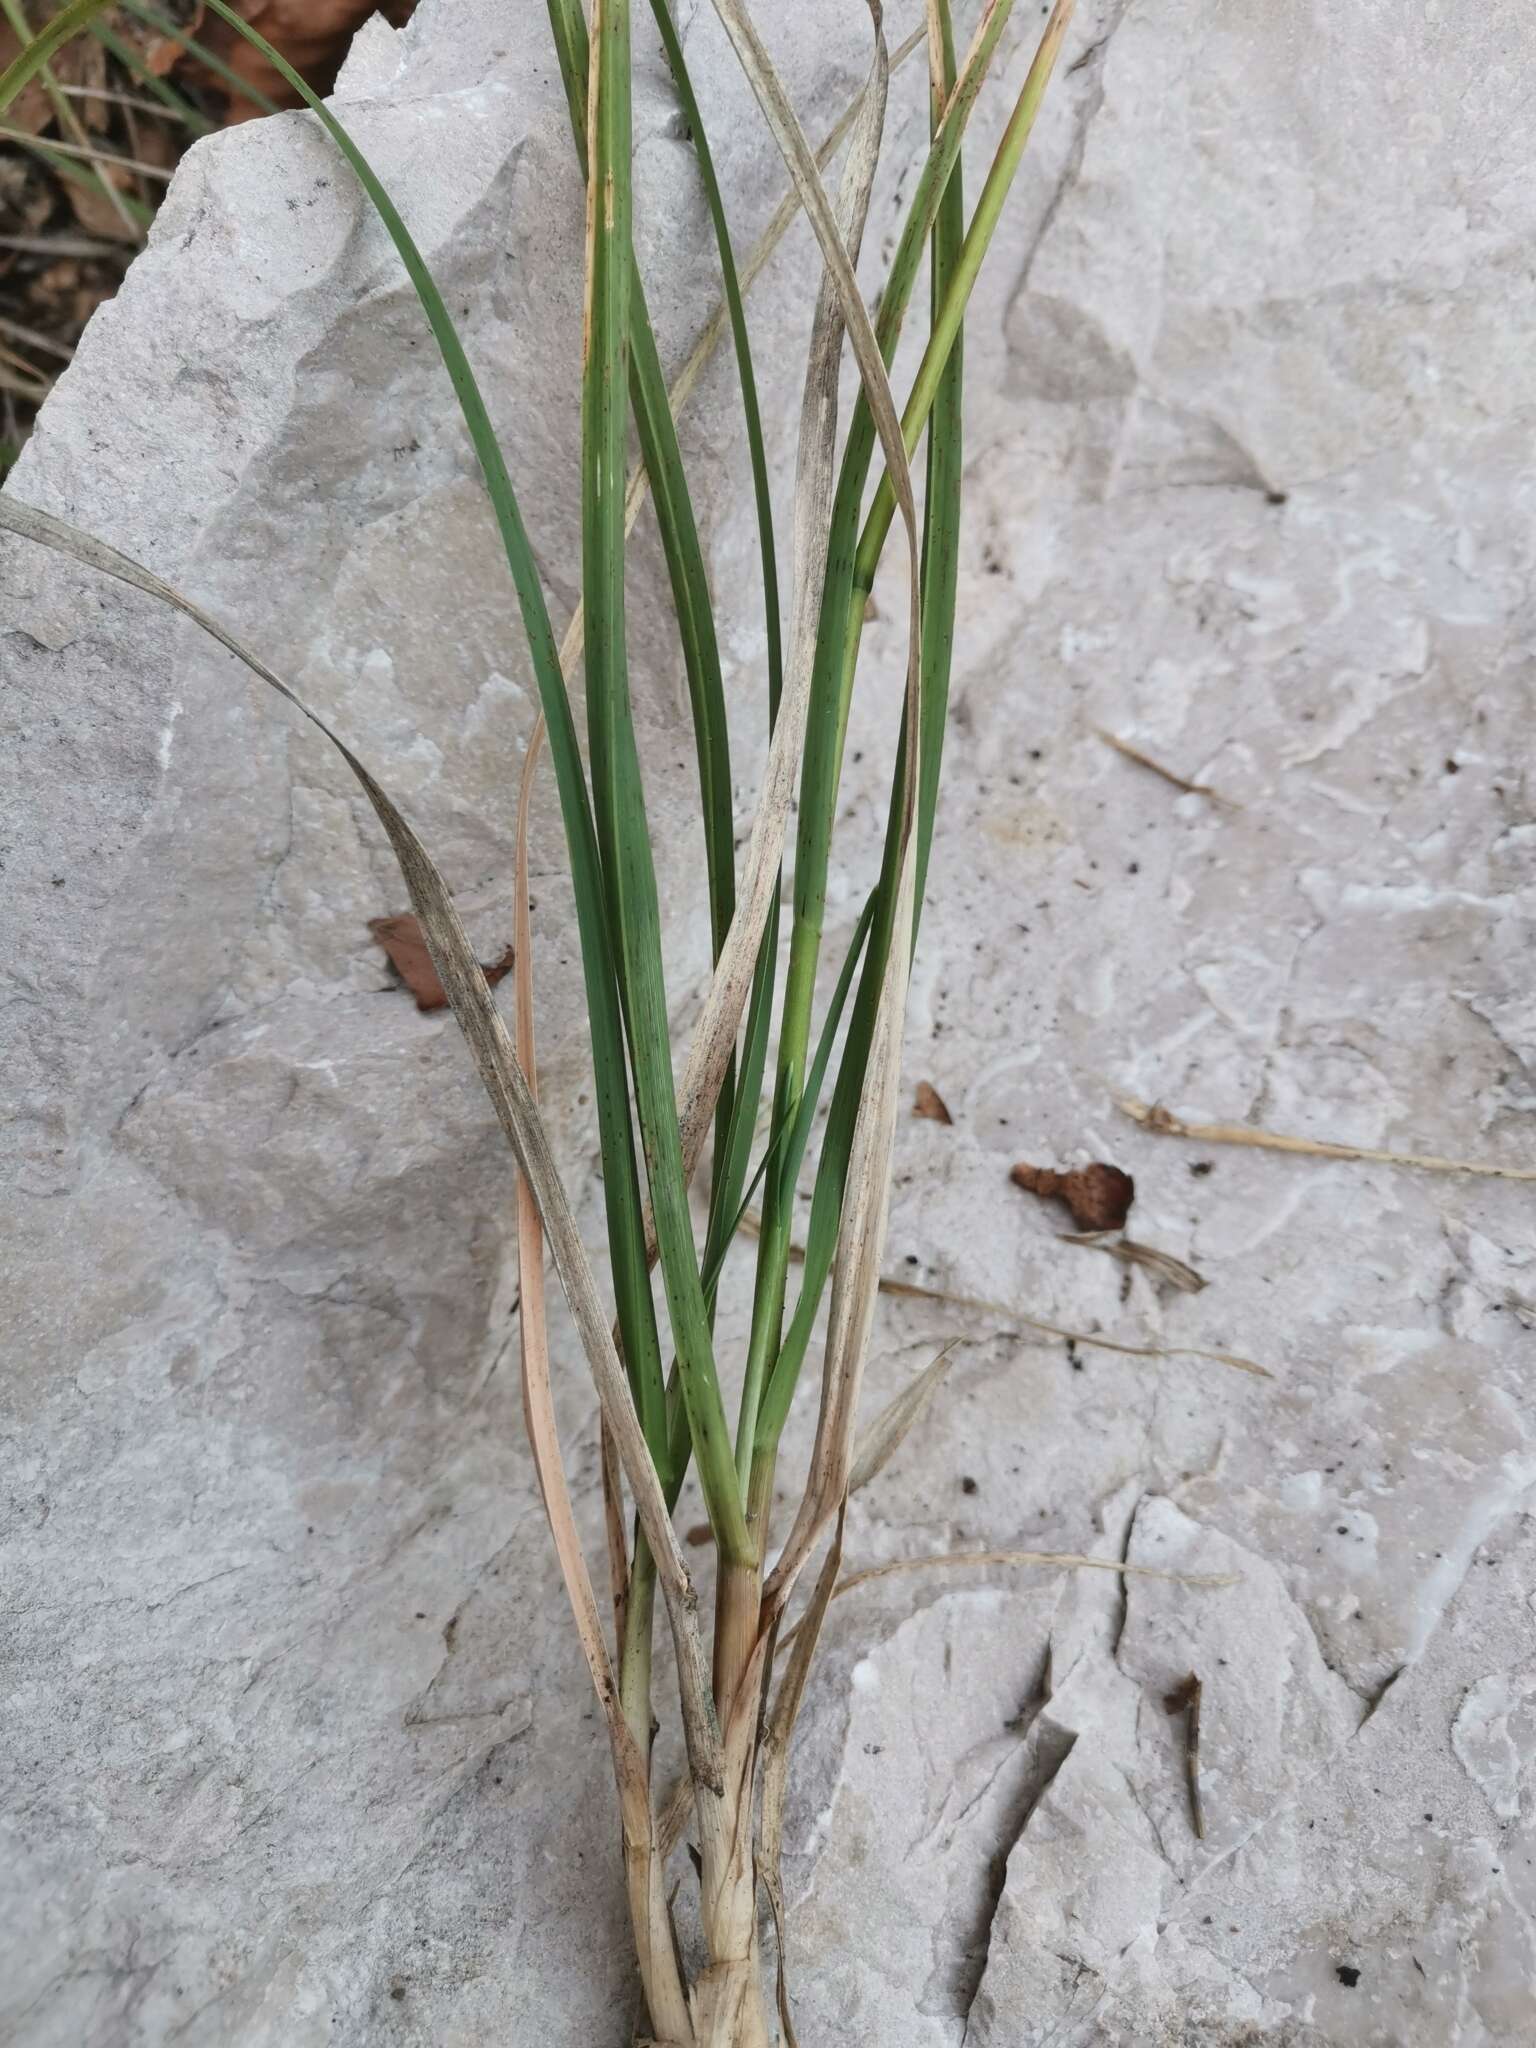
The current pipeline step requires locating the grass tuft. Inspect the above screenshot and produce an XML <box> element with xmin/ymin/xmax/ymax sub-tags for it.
<box><xmin>0</xmin><ymin>4</ymin><xmax>1102</xmax><ymax>2035</ymax></box>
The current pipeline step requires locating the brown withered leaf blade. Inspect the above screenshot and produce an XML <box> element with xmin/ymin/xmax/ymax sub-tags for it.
<box><xmin>913</xmin><ymin>1080</ymin><xmax>953</xmax><ymax>1124</ymax></box>
<box><xmin>847</xmin><ymin>1342</ymin><xmax>958</xmax><ymax>1495</ymax></box>
<box><xmin>371</xmin><ymin>911</ymin><xmax>512</xmax><ymax>1012</ymax></box>
<box><xmin>1011</xmin><ymin>1159</ymin><xmax>1135</xmax><ymax>1231</ymax></box>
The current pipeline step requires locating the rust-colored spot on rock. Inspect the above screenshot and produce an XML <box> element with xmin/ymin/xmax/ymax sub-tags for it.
<box><xmin>370</xmin><ymin>913</ymin><xmax>513</xmax><ymax>1012</ymax></box>
<box><xmin>1010</xmin><ymin>1159</ymin><xmax>1135</xmax><ymax>1231</ymax></box>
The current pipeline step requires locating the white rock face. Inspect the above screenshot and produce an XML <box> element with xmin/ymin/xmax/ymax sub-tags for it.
<box><xmin>3</xmin><ymin>1</ymin><xmax>1534</xmax><ymax>2044</ymax></box>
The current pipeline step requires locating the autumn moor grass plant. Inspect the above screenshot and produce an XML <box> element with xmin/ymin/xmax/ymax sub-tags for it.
<box><xmin>0</xmin><ymin>0</ymin><xmax>1079</xmax><ymax>2037</ymax></box>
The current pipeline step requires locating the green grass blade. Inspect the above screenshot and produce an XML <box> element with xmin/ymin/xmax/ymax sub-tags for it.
<box><xmin>740</xmin><ymin>0</ymin><xmax>1014</xmax><ymax>1476</ymax></box>
<box><xmin>1</xmin><ymin>0</ymin><xmax>141</xmax><ymax>237</ymax></box>
<box><xmin>726</xmin><ymin>29</ymin><xmax>890</xmax><ymax>1494</ymax></box>
<box><xmin>732</xmin><ymin>893</ymin><xmax>873</xmax><ymax>1311</ymax></box>
<box><xmin>664</xmin><ymin>892</ymin><xmax>869</xmax><ymax>1496</ymax></box>
<box><xmin>756</xmin><ymin>1</ymin><xmax>968</xmax><ymax>1458</ymax></box>
<box><xmin>700</xmin><ymin>893</ymin><xmax>777</xmax><ymax>1324</ymax></box>
<box><xmin>914</xmin><ymin>0</ymin><xmax>966</xmax><ymax>927</ymax></box>
<box><xmin>767</xmin><ymin>0</ymin><xmax>1015</xmax><ymax>1131</ymax></box>
<box><xmin>545</xmin><ymin>0</ymin><xmax>736</xmax><ymax>964</ymax></box>
<box><xmin>646</xmin><ymin>0</ymin><xmax>788</xmax><ymax>1253</ymax></box>
<box><xmin>855</xmin><ymin>0</ymin><xmax>1076</xmax><ymax>606</ymax></box>
<box><xmin>192</xmin><ymin>0</ymin><xmax>671</xmax><ymax>1460</ymax></box>
<box><xmin>581</xmin><ymin>0</ymin><xmax>750</xmax><ymax>1561</ymax></box>
<box><xmin>0</xmin><ymin>0</ymin><xmax>109</xmax><ymax>105</ymax></box>
<box><xmin>647</xmin><ymin>0</ymin><xmax>782</xmax><ymax>723</ymax></box>
<box><xmin>722</xmin><ymin>889</ymin><xmax>874</xmax><ymax>1480</ymax></box>
<box><xmin>756</xmin><ymin>914</ymin><xmax>880</xmax><ymax>1455</ymax></box>
<box><xmin>546</xmin><ymin>0</ymin><xmax>741</xmax><ymax>1214</ymax></box>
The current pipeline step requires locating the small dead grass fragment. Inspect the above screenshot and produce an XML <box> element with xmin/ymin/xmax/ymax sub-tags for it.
<box><xmin>1117</xmin><ymin>1093</ymin><xmax>1536</xmax><ymax>1184</ymax></box>
<box><xmin>1063</xmin><ymin>1231</ymin><xmax>1207</xmax><ymax>1294</ymax></box>
<box><xmin>1094</xmin><ymin>726</ymin><xmax>1239</xmax><ymax>808</ymax></box>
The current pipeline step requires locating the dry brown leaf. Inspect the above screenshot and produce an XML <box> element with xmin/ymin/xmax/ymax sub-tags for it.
<box><xmin>1011</xmin><ymin>1158</ymin><xmax>1135</xmax><ymax>1231</ymax></box>
<box><xmin>370</xmin><ymin>910</ymin><xmax>512</xmax><ymax>1012</ymax></box>
<box><xmin>913</xmin><ymin>1079</ymin><xmax>952</xmax><ymax>1124</ymax></box>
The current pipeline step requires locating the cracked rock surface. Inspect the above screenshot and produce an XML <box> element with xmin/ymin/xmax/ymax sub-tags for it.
<box><xmin>3</xmin><ymin>1</ymin><xmax>1533</xmax><ymax>2043</ymax></box>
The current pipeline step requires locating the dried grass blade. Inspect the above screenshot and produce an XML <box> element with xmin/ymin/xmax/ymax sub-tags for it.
<box><xmin>674</xmin><ymin>4</ymin><xmax>905</xmax><ymax>1196</ymax></box>
<box><xmin>847</xmin><ymin>1341</ymin><xmax>958</xmax><ymax>1496</ymax></box>
<box><xmin>759</xmin><ymin>1511</ymin><xmax>844</xmax><ymax>2048</ymax></box>
<box><xmin>854</xmin><ymin>0</ymin><xmax>1079</xmax><ymax>583</ymax></box>
<box><xmin>708</xmin><ymin>0</ymin><xmax>920</xmax><ymax>579</ymax></box>
<box><xmin>601</xmin><ymin>1408</ymin><xmax>631</xmax><ymax>1647</ymax></box>
<box><xmin>0</xmin><ymin>121</ymin><xmax>170</xmax><ymax>180</ymax></box>
<box><xmin>511</xmin><ymin>722</ymin><xmax>693</xmax><ymax>2045</ymax></box>
<box><xmin>776</xmin><ymin>1547</ymin><xmax>1239</xmax><ymax>1652</ymax></box>
<box><xmin>873</xmin><ymin>1267</ymin><xmax>1270</xmax><ymax>1377</ymax></box>
<box><xmin>663</xmin><ymin>24</ymin><xmax>925</xmax><ymax>437</ymax></box>
<box><xmin>678</xmin><ymin>0</ymin><xmax>1010</xmax><ymax>1231</ymax></box>
<box><xmin>1061</xmin><ymin>1231</ymin><xmax>1208</xmax><ymax>1294</ymax></box>
<box><xmin>1116</xmin><ymin>1092</ymin><xmax>1536</xmax><ymax>1184</ymax></box>
<box><xmin>766</xmin><ymin>873</ymin><xmax>916</xmax><ymax>1614</ymax></box>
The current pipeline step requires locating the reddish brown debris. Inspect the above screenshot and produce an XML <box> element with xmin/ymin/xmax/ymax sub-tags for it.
<box><xmin>370</xmin><ymin>912</ymin><xmax>513</xmax><ymax>1012</ymax></box>
<box><xmin>1009</xmin><ymin>1159</ymin><xmax>1136</xmax><ymax>1231</ymax></box>
<box><xmin>913</xmin><ymin>1080</ymin><xmax>953</xmax><ymax>1124</ymax></box>
<box><xmin>150</xmin><ymin>2</ymin><xmax>422</xmax><ymax>126</ymax></box>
